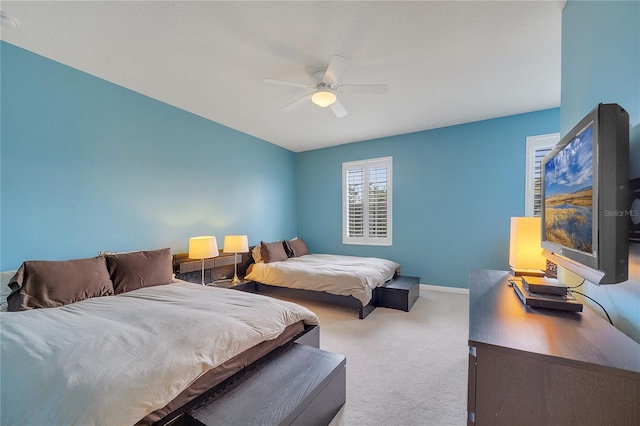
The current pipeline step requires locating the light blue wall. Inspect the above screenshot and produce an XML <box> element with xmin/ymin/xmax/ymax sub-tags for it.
<box><xmin>3</xmin><ymin>1</ymin><xmax>636</xmax><ymax>343</ymax></box>
<box><xmin>560</xmin><ymin>0</ymin><xmax>640</xmax><ymax>343</ymax></box>
<box><xmin>0</xmin><ymin>42</ymin><xmax>297</xmax><ymax>270</ymax></box>
<box><xmin>297</xmin><ymin>109</ymin><xmax>560</xmax><ymax>289</ymax></box>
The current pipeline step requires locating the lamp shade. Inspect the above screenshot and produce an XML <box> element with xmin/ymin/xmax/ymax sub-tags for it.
<box><xmin>509</xmin><ymin>217</ymin><xmax>546</xmax><ymax>270</ymax></box>
<box><xmin>188</xmin><ymin>236</ymin><xmax>219</xmax><ymax>260</ymax></box>
<box><xmin>311</xmin><ymin>91</ymin><xmax>336</xmax><ymax>107</ymax></box>
<box><xmin>224</xmin><ymin>235</ymin><xmax>249</xmax><ymax>253</ymax></box>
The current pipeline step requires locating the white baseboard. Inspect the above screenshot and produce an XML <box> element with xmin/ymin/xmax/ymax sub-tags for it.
<box><xmin>420</xmin><ymin>284</ymin><xmax>469</xmax><ymax>295</ymax></box>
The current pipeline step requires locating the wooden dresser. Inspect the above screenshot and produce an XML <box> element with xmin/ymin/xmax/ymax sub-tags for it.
<box><xmin>467</xmin><ymin>269</ymin><xmax>640</xmax><ymax>425</ymax></box>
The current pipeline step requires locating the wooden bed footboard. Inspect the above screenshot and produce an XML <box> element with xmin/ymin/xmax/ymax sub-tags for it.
<box><xmin>252</xmin><ymin>274</ymin><xmax>420</xmax><ymax>319</ymax></box>
<box><xmin>254</xmin><ymin>282</ymin><xmax>378</xmax><ymax>319</ymax></box>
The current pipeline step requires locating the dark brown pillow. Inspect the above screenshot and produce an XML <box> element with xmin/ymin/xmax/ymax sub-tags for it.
<box><xmin>286</xmin><ymin>238</ymin><xmax>309</xmax><ymax>257</ymax></box>
<box><xmin>7</xmin><ymin>257</ymin><xmax>114</xmax><ymax>311</ymax></box>
<box><xmin>260</xmin><ymin>241</ymin><xmax>289</xmax><ymax>263</ymax></box>
<box><xmin>105</xmin><ymin>248</ymin><xmax>173</xmax><ymax>294</ymax></box>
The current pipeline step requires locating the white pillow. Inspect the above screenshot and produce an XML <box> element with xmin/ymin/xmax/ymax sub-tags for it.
<box><xmin>1</xmin><ymin>270</ymin><xmax>18</xmax><ymax>312</ymax></box>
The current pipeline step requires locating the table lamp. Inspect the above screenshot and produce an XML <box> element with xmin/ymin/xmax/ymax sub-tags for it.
<box><xmin>509</xmin><ymin>217</ymin><xmax>546</xmax><ymax>276</ymax></box>
<box><xmin>223</xmin><ymin>235</ymin><xmax>249</xmax><ymax>284</ymax></box>
<box><xmin>188</xmin><ymin>236</ymin><xmax>219</xmax><ymax>285</ymax></box>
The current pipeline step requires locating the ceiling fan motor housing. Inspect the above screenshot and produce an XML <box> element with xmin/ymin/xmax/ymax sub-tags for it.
<box><xmin>311</xmin><ymin>69</ymin><xmax>333</xmax><ymax>89</ymax></box>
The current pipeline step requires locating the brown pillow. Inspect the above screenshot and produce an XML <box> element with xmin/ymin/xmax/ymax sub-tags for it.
<box><xmin>105</xmin><ymin>248</ymin><xmax>173</xmax><ymax>294</ymax></box>
<box><xmin>260</xmin><ymin>241</ymin><xmax>289</xmax><ymax>263</ymax></box>
<box><xmin>7</xmin><ymin>257</ymin><xmax>114</xmax><ymax>311</ymax></box>
<box><xmin>286</xmin><ymin>238</ymin><xmax>309</xmax><ymax>257</ymax></box>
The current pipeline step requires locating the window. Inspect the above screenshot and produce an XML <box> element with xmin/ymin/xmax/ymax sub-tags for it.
<box><xmin>525</xmin><ymin>134</ymin><xmax>559</xmax><ymax>217</ymax></box>
<box><xmin>342</xmin><ymin>156</ymin><xmax>393</xmax><ymax>246</ymax></box>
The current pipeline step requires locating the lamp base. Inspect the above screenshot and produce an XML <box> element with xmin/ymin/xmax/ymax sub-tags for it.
<box><xmin>510</xmin><ymin>267</ymin><xmax>545</xmax><ymax>277</ymax></box>
<box><xmin>231</xmin><ymin>252</ymin><xmax>240</xmax><ymax>285</ymax></box>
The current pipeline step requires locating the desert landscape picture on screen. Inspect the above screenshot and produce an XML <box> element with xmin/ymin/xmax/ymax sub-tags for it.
<box><xmin>544</xmin><ymin>124</ymin><xmax>594</xmax><ymax>254</ymax></box>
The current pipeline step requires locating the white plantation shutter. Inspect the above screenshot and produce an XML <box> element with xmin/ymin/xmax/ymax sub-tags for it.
<box><xmin>343</xmin><ymin>157</ymin><xmax>393</xmax><ymax>245</ymax></box>
<box><xmin>346</xmin><ymin>168</ymin><xmax>365</xmax><ymax>238</ymax></box>
<box><xmin>525</xmin><ymin>134</ymin><xmax>559</xmax><ymax>217</ymax></box>
<box><xmin>368</xmin><ymin>166</ymin><xmax>388</xmax><ymax>238</ymax></box>
<box><xmin>531</xmin><ymin>146</ymin><xmax>552</xmax><ymax>217</ymax></box>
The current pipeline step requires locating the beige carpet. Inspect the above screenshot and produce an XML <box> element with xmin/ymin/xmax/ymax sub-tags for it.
<box><xmin>282</xmin><ymin>286</ymin><xmax>470</xmax><ymax>426</ymax></box>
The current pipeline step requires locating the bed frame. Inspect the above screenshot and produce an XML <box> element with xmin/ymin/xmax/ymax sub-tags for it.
<box><xmin>238</xmin><ymin>251</ymin><xmax>419</xmax><ymax>320</ymax></box>
<box><xmin>239</xmin><ymin>250</ymin><xmax>387</xmax><ymax>319</ymax></box>
<box><xmin>153</xmin><ymin>324</ymin><xmax>322</xmax><ymax>426</ymax></box>
<box><xmin>254</xmin><ymin>282</ymin><xmax>379</xmax><ymax>319</ymax></box>
<box><xmin>253</xmin><ymin>274</ymin><xmax>420</xmax><ymax>319</ymax></box>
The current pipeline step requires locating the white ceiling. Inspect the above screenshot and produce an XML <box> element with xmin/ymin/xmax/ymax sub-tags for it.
<box><xmin>0</xmin><ymin>1</ymin><xmax>565</xmax><ymax>152</ymax></box>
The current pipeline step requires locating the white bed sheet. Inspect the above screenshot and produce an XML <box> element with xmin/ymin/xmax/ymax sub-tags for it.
<box><xmin>0</xmin><ymin>281</ymin><xmax>318</xmax><ymax>425</ymax></box>
<box><xmin>244</xmin><ymin>254</ymin><xmax>400</xmax><ymax>305</ymax></box>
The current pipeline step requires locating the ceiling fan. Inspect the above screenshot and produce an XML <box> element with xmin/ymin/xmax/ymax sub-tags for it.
<box><xmin>264</xmin><ymin>55</ymin><xmax>387</xmax><ymax>118</ymax></box>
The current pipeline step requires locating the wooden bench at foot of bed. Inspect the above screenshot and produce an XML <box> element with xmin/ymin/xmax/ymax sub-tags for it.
<box><xmin>376</xmin><ymin>275</ymin><xmax>420</xmax><ymax>312</ymax></box>
<box><xmin>184</xmin><ymin>343</ymin><xmax>346</xmax><ymax>426</ymax></box>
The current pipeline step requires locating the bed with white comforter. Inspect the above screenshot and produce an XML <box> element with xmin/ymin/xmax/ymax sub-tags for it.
<box><xmin>245</xmin><ymin>253</ymin><xmax>400</xmax><ymax>305</ymax></box>
<box><xmin>0</xmin><ymin>281</ymin><xmax>318</xmax><ymax>425</ymax></box>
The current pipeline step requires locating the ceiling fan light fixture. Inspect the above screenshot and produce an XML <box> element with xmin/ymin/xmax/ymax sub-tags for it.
<box><xmin>311</xmin><ymin>91</ymin><xmax>336</xmax><ymax>108</ymax></box>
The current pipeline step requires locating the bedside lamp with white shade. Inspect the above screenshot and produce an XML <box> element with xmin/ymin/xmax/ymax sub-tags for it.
<box><xmin>223</xmin><ymin>235</ymin><xmax>249</xmax><ymax>284</ymax></box>
<box><xmin>188</xmin><ymin>236</ymin><xmax>219</xmax><ymax>285</ymax></box>
<box><xmin>509</xmin><ymin>217</ymin><xmax>547</xmax><ymax>276</ymax></box>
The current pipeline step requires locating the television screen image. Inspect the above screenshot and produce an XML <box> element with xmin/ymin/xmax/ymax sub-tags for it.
<box><xmin>544</xmin><ymin>123</ymin><xmax>594</xmax><ymax>255</ymax></box>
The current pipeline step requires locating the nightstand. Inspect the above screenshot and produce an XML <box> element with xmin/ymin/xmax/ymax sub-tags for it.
<box><xmin>209</xmin><ymin>280</ymin><xmax>256</xmax><ymax>293</ymax></box>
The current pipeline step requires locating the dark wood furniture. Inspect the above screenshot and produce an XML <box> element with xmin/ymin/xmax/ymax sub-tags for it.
<box><xmin>377</xmin><ymin>275</ymin><xmax>419</xmax><ymax>311</ymax></box>
<box><xmin>253</xmin><ymin>274</ymin><xmax>420</xmax><ymax>319</ymax></box>
<box><xmin>253</xmin><ymin>282</ymin><xmax>377</xmax><ymax>319</ymax></box>
<box><xmin>173</xmin><ymin>252</ymin><xmax>247</xmax><ymax>284</ymax></box>
<box><xmin>467</xmin><ymin>269</ymin><xmax>640</xmax><ymax>425</ymax></box>
<box><xmin>208</xmin><ymin>280</ymin><xmax>256</xmax><ymax>292</ymax></box>
<box><xmin>185</xmin><ymin>343</ymin><xmax>346</xmax><ymax>426</ymax></box>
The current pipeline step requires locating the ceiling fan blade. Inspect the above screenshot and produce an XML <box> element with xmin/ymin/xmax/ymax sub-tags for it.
<box><xmin>337</xmin><ymin>84</ymin><xmax>388</xmax><ymax>94</ymax></box>
<box><xmin>330</xmin><ymin>98</ymin><xmax>348</xmax><ymax>118</ymax></box>
<box><xmin>281</xmin><ymin>94</ymin><xmax>312</xmax><ymax>111</ymax></box>
<box><xmin>323</xmin><ymin>55</ymin><xmax>349</xmax><ymax>86</ymax></box>
<box><xmin>264</xmin><ymin>78</ymin><xmax>313</xmax><ymax>89</ymax></box>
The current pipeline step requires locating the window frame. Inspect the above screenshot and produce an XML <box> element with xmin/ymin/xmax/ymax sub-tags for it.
<box><xmin>342</xmin><ymin>156</ymin><xmax>393</xmax><ymax>246</ymax></box>
<box><xmin>525</xmin><ymin>133</ymin><xmax>559</xmax><ymax>217</ymax></box>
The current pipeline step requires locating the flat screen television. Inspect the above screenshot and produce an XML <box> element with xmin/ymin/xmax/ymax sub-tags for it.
<box><xmin>541</xmin><ymin>103</ymin><xmax>629</xmax><ymax>284</ymax></box>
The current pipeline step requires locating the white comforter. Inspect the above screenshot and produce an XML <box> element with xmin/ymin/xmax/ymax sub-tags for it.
<box><xmin>0</xmin><ymin>281</ymin><xmax>318</xmax><ymax>425</ymax></box>
<box><xmin>245</xmin><ymin>254</ymin><xmax>400</xmax><ymax>305</ymax></box>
